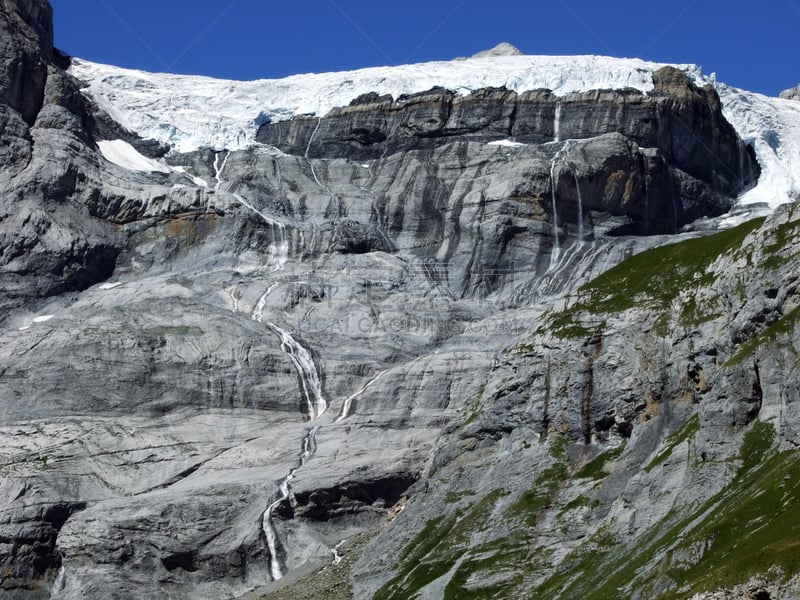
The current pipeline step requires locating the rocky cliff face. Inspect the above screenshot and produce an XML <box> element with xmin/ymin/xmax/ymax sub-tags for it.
<box><xmin>257</xmin><ymin>70</ymin><xmax>758</xmax><ymax>232</ymax></box>
<box><xmin>1</xmin><ymin>2</ymin><xmax>798</xmax><ymax>600</ymax></box>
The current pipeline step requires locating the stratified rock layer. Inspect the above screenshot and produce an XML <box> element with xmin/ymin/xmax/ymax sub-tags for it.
<box><xmin>1</xmin><ymin>2</ymin><xmax>798</xmax><ymax>600</ymax></box>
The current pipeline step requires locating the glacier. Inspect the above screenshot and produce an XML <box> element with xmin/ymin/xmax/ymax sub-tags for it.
<box><xmin>71</xmin><ymin>53</ymin><xmax>800</xmax><ymax>213</ymax></box>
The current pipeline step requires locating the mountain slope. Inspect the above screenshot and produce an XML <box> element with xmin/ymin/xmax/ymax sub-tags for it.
<box><xmin>1</xmin><ymin>2</ymin><xmax>800</xmax><ymax>599</ymax></box>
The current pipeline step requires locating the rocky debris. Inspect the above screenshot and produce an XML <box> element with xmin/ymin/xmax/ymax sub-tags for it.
<box><xmin>240</xmin><ymin>530</ymin><xmax>380</xmax><ymax>600</ymax></box>
<box><xmin>688</xmin><ymin>571</ymin><xmax>800</xmax><ymax>599</ymax></box>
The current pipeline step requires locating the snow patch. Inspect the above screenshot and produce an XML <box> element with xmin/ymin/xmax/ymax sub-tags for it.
<box><xmin>32</xmin><ymin>315</ymin><xmax>54</xmax><ymax>323</ymax></box>
<box><xmin>488</xmin><ymin>139</ymin><xmax>526</xmax><ymax>148</ymax></box>
<box><xmin>172</xmin><ymin>166</ymin><xmax>209</xmax><ymax>187</ymax></box>
<box><xmin>99</xmin><ymin>282</ymin><xmax>122</xmax><ymax>290</ymax></box>
<box><xmin>97</xmin><ymin>139</ymin><xmax>170</xmax><ymax>173</ymax></box>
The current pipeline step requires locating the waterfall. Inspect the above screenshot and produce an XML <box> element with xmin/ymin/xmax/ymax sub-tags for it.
<box><xmin>250</xmin><ymin>287</ymin><xmax>329</xmax><ymax>581</ymax></box>
<box><xmin>331</xmin><ymin>540</ymin><xmax>345</xmax><ymax>566</ymax></box>
<box><xmin>232</xmin><ymin>193</ymin><xmax>289</xmax><ymax>269</ymax></box>
<box><xmin>263</xmin><ymin>481</ymin><xmax>289</xmax><ymax>581</ymax></box>
<box><xmin>214</xmin><ymin>151</ymin><xmax>289</xmax><ymax>269</ymax></box>
<box><xmin>304</xmin><ymin>117</ymin><xmax>343</xmax><ymax>219</ymax></box>
<box><xmin>337</xmin><ymin>370</ymin><xmax>386</xmax><ymax>421</ymax></box>
<box><xmin>305</xmin><ymin>117</ymin><xmax>324</xmax><ymax>190</ymax></box>
<box><xmin>267</xmin><ymin>323</ymin><xmax>327</xmax><ymax>420</ymax></box>
<box><xmin>573</xmin><ymin>171</ymin><xmax>584</xmax><ymax>241</ymax></box>
<box><xmin>554</xmin><ymin>101</ymin><xmax>562</xmax><ymax>143</ymax></box>
<box><xmin>262</xmin><ymin>424</ymin><xmax>321</xmax><ymax>581</ymax></box>
<box><xmin>549</xmin><ymin>160</ymin><xmax>561</xmax><ymax>257</ymax></box>
<box><xmin>251</xmin><ymin>284</ymin><xmax>280</xmax><ymax>323</ymax></box>
<box><xmin>51</xmin><ymin>565</ymin><xmax>66</xmax><ymax>595</ymax></box>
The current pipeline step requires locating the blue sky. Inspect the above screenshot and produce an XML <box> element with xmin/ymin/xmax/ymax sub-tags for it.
<box><xmin>51</xmin><ymin>1</ymin><xmax>799</xmax><ymax>96</ymax></box>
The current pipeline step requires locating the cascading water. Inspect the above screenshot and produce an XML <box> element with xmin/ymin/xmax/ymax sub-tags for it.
<box><xmin>305</xmin><ymin>117</ymin><xmax>324</xmax><ymax>190</ymax></box>
<box><xmin>304</xmin><ymin>118</ymin><xmax>344</xmax><ymax>221</ymax></box>
<box><xmin>549</xmin><ymin>159</ymin><xmax>561</xmax><ymax>258</ymax></box>
<box><xmin>262</xmin><ymin>424</ymin><xmax>322</xmax><ymax>581</ymax></box>
<box><xmin>251</xmin><ymin>290</ymin><xmax>328</xmax><ymax>580</ymax></box>
<box><xmin>554</xmin><ymin>101</ymin><xmax>562</xmax><ymax>143</ymax></box>
<box><xmin>252</xmin><ymin>284</ymin><xmax>279</xmax><ymax>324</ymax></box>
<box><xmin>267</xmin><ymin>323</ymin><xmax>327</xmax><ymax>420</ymax></box>
<box><xmin>337</xmin><ymin>370</ymin><xmax>385</xmax><ymax>422</ymax></box>
<box><xmin>212</xmin><ymin>151</ymin><xmax>228</xmax><ymax>191</ymax></box>
<box><xmin>51</xmin><ymin>565</ymin><xmax>66</xmax><ymax>596</ymax></box>
<box><xmin>331</xmin><ymin>540</ymin><xmax>345</xmax><ymax>566</ymax></box>
<box><xmin>573</xmin><ymin>171</ymin><xmax>584</xmax><ymax>241</ymax></box>
<box><xmin>214</xmin><ymin>151</ymin><xmax>289</xmax><ymax>270</ymax></box>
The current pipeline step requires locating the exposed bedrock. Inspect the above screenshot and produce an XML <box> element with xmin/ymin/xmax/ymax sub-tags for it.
<box><xmin>3</xmin><ymin>1</ymin><xmax>798</xmax><ymax>599</ymax></box>
<box><xmin>256</xmin><ymin>67</ymin><xmax>759</xmax><ymax>214</ymax></box>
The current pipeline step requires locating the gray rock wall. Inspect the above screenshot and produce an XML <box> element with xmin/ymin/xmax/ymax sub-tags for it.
<box><xmin>1</xmin><ymin>1</ymin><xmax>798</xmax><ymax>599</ymax></box>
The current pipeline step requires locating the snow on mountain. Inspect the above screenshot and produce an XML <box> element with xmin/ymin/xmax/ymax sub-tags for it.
<box><xmin>69</xmin><ymin>54</ymin><xmax>800</xmax><ymax>210</ymax></box>
<box><xmin>715</xmin><ymin>83</ymin><xmax>800</xmax><ymax>210</ymax></box>
<box><xmin>69</xmin><ymin>55</ymin><xmax>701</xmax><ymax>152</ymax></box>
<box><xmin>97</xmin><ymin>139</ymin><xmax>170</xmax><ymax>173</ymax></box>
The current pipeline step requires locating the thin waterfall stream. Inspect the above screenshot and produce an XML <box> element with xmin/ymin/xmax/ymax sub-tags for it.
<box><xmin>214</xmin><ymin>151</ymin><xmax>289</xmax><ymax>270</ymax></box>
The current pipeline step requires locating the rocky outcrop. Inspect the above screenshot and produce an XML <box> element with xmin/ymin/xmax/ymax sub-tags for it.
<box><xmin>0</xmin><ymin>0</ymin><xmax>52</xmax><ymax>124</ymax></box>
<box><xmin>780</xmin><ymin>84</ymin><xmax>800</xmax><ymax>101</ymax></box>
<box><xmin>0</xmin><ymin>0</ymin><xmax>194</xmax><ymax>317</ymax></box>
<box><xmin>257</xmin><ymin>68</ymin><xmax>758</xmax><ymax>232</ymax></box>
<box><xmin>470</xmin><ymin>42</ymin><xmax>523</xmax><ymax>58</ymax></box>
<box><xmin>2</xmin><ymin>2</ymin><xmax>799</xmax><ymax>600</ymax></box>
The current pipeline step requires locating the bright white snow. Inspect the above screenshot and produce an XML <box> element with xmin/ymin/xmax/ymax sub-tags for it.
<box><xmin>97</xmin><ymin>139</ymin><xmax>170</xmax><ymax>173</ymax></box>
<box><xmin>32</xmin><ymin>315</ymin><xmax>54</xmax><ymax>323</ymax></box>
<box><xmin>99</xmin><ymin>282</ymin><xmax>123</xmax><ymax>290</ymax></box>
<box><xmin>171</xmin><ymin>166</ymin><xmax>209</xmax><ymax>187</ymax></box>
<box><xmin>715</xmin><ymin>84</ymin><xmax>800</xmax><ymax>210</ymax></box>
<box><xmin>70</xmin><ymin>55</ymin><xmax>702</xmax><ymax>153</ymax></box>
<box><xmin>70</xmin><ymin>53</ymin><xmax>800</xmax><ymax>211</ymax></box>
<box><xmin>488</xmin><ymin>139</ymin><xmax>526</xmax><ymax>148</ymax></box>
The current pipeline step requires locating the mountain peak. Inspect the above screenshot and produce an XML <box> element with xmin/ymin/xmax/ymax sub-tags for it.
<box><xmin>471</xmin><ymin>42</ymin><xmax>523</xmax><ymax>58</ymax></box>
<box><xmin>780</xmin><ymin>83</ymin><xmax>800</xmax><ymax>101</ymax></box>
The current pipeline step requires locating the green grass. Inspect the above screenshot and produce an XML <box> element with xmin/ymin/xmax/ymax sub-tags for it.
<box><xmin>542</xmin><ymin>218</ymin><xmax>765</xmax><ymax>338</ymax></box>
<box><xmin>443</xmin><ymin>534</ymin><xmax>529</xmax><ymax>600</ymax></box>
<box><xmin>444</xmin><ymin>490</ymin><xmax>476</xmax><ymax>504</ymax></box>
<box><xmin>644</xmin><ymin>415</ymin><xmax>701</xmax><ymax>473</ymax></box>
<box><xmin>505</xmin><ymin>462</ymin><xmax>569</xmax><ymax>527</ymax></box>
<box><xmin>509</xmin><ymin>343</ymin><xmax>536</xmax><ymax>355</ymax></box>
<box><xmin>373</xmin><ymin>490</ymin><xmax>508</xmax><ymax>600</ymax></box>
<box><xmin>725</xmin><ymin>305</ymin><xmax>800</xmax><ymax>367</ymax></box>
<box><xmin>528</xmin><ymin>420</ymin><xmax>800</xmax><ymax>600</ymax></box>
<box><xmin>657</xmin><ymin>422</ymin><xmax>800</xmax><ymax>598</ymax></box>
<box><xmin>760</xmin><ymin>213</ymin><xmax>800</xmax><ymax>270</ymax></box>
<box><xmin>375</xmin><ymin>439</ymin><xmax>574</xmax><ymax>599</ymax></box>
<box><xmin>575</xmin><ymin>445</ymin><xmax>626</xmax><ymax>480</ymax></box>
